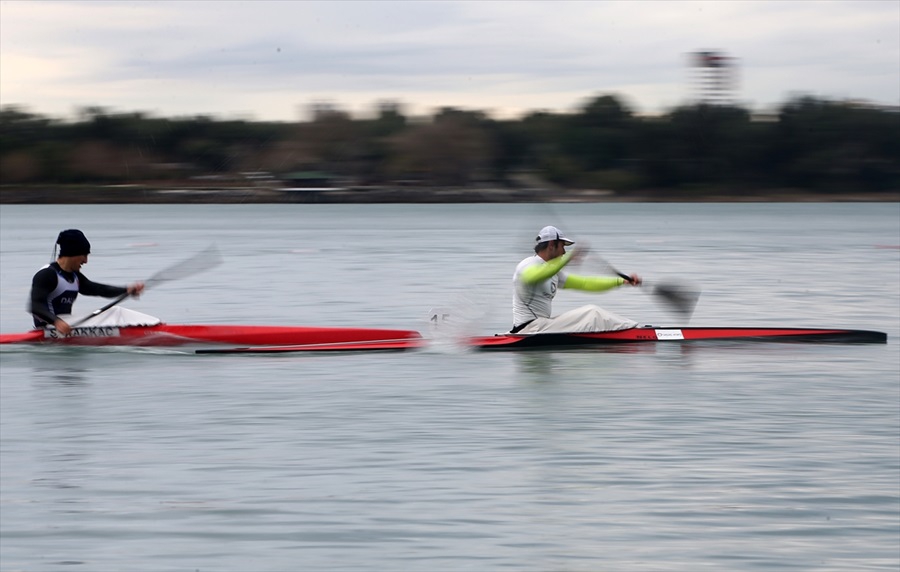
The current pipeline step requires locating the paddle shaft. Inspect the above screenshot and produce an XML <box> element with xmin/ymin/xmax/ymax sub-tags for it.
<box><xmin>68</xmin><ymin>245</ymin><xmax>222</xmax><ymax>328</ymax></box>
<box><xmin>69</xmin><ymin>292</ymin><xmax>131</xmax><ymax>327</ymax></box>
<box><xmin>599</xmin><ymin>261</ymin><xmax>638</xmax><ymax>285</ymax></box>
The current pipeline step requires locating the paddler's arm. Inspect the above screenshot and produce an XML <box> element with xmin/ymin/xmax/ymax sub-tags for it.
<box><xmin>78</xmin><ymin>273</ymin><xmax>144</xmax><ymax>298</ymax></box>
<box><xmin>563</xmin><ymin>270</ymin><xmax>642</xmax><ymax>291</ymax></box>
<box><xmin>562</xmin><ymin>274</ymin><xmax>627</xmax><ymax>291</ymax></box>
<box><xmin>519</xmin><ymin>251</ymin><xmax>576</xmax><ymax>285</ymax></box>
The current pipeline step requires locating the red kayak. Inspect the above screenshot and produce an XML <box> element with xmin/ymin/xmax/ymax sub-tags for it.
<box><xmin>1</xmin><ymin>323</ymin><xmax>884</xmax><ymax>354</ymax></box>
<box><xmin>0</xmin><ymin>323</ymin><xmax>422</xmax><ymax>349</ymax></box>
<box><xmin>194</xmin><ymin>325</ymin><xmax>886</xmax><ymax>354</ymax></box>
<box><xmin>468</xmin><ymin>326</ymin><xmax>887</xmax><ymax>350</ymax></box>
<box><xmin>195</xmin><ymin>336</ymin><xmax>427</xmax><ymax>354</ymax></box>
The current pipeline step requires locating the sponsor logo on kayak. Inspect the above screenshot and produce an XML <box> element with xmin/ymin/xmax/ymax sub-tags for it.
<box><xmin>655</xmin><ymin>329</ymin><xmax>684</xmax><ymax>340</ymax></box>
<box><xmin>45</xmin><ymin>326</ymin><xmax>121</xmax><ymax>339</ymax></box>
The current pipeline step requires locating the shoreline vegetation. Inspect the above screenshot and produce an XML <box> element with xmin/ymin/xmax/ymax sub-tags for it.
<box><xmin>1</xmin><ymin>182</ymin><xmax>896</xmax><ymax>204</ymax></box>
<box><xmin>2</xmin><ymin>94</ymin><xmax>898</xmax><ymax>204</ymax></box>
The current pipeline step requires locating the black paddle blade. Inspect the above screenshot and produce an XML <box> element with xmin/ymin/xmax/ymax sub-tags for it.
<box><xmin>651</xmin><ymin>281</ymin><xmax>701</xmax><ymax>319</ymax></box>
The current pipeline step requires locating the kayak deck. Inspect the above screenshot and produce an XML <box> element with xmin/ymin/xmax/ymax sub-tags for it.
<box><xmin>469</xmin><ymin>326</ymin><xmax>888</xmax><ymax>350</ymax></box>
<box><xmin>0</xmin><ymin>323</ymin><xmax>423</xmax><ymax>348</ymax></box>
<box><xmin>196</xmin><ymin>337</ymin><xmax>426</xmax><ymax>354</ymax></box>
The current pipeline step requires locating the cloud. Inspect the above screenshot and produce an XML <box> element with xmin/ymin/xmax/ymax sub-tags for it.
<box><xmin>1</xmin><ymin>0</ymin><xmax>897</xmax><ymax>120</ymax></box>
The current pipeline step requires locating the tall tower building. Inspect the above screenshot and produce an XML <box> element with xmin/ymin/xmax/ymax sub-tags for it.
<box><xmin>690</xmin><ymin>51</ymin><xmax>738</xmax><ymax>105</ymax></box>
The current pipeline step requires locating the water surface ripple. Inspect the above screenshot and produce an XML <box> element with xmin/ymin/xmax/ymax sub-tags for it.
<box><xmin>2</xmin><ymin>203</ymin><xmax>898</xmax><ymax>571</ymax></box>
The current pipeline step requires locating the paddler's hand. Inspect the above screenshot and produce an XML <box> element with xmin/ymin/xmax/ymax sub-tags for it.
<box><xmin>128</xmin><ymin>282</ymin><xmax>145</xmax><ymax>298</ymax></box>
<box><xmin>54</xmin><ymin>318</ymin><xmax>71</xmax><ymax>336</ymax></box>
<box><xmin>626</xmin><ymin>273</ymin><xmax>642</xmax><ymax>286</ymax></box>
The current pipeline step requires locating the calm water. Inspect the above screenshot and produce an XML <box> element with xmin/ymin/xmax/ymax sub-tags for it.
<box><xmin>1</xmin><ymin>202</ymin><xmax>898</xmax><ymax>572</ymax></box>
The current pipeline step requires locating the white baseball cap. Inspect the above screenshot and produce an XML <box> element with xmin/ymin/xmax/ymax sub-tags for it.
<box><xmin>535</xmin><ymin>225</ymin><xmax>574</xmax><ymax>245</ymax></box>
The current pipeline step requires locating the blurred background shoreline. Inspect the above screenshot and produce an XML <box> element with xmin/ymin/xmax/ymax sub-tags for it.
<box><xmin>1</xmin><ymin>183</ymin><xmax>896</xmax><ymax>204</ymax></box>
<box><xmin>3</xmin><ymin>94</ymin><xmax>898</xmax><ymax>206</ymax></box>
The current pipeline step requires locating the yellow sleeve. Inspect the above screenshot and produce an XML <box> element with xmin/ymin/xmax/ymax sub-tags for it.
<box><xmin>563</xmin><ymin>274</ymin><xmax>625</xmax><ymax>292</ymax></box>
<box><xmin>519</xmin><ymin>252</ymin><xmax>574</xmax><ymax>285</ymax></box>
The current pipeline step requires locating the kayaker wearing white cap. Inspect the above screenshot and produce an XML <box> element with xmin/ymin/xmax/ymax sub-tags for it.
<box><xmin>511</xmin><ymin>225</ymin><xmax>641</xmax><ymax>334</ymax></box>
<box><xmin>29</xmin><ymin>229</ymin><xmax>145</xmax><ymax>335</ymax></box>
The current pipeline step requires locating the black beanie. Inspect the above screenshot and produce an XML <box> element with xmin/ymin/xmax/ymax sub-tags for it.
<box><xmin>57</xmin><ymin>229</ymin><xmax>91</xmax><ymax>257</ymax></box>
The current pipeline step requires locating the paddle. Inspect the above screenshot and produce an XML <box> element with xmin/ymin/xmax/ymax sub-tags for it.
<box><xmin>69</xmin><ymin>244</ymin><xmax>223</xmax><ymax>327</ymax></box>
<box><xmin>585</xmin><ymin>252</ymin><xmax>700</xmax><ymax>319</ymax></box>
<box><xmin>532</xmin><ymin>201</ymin><xmax>701</xmax><ymax>320</ymax></box>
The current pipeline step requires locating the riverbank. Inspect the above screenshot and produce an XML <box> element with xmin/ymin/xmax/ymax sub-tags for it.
<box><xmin>0</xmin><ymin>184</ymin><xmax>896</xmax><ymax>204</ymax></box>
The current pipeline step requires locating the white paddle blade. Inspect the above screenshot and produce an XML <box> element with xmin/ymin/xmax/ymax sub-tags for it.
<box><xmin>70</xmin><ymin>244</ymin><xmax>223</xmax><ymax>328</ymax></box>
<box><xmin>145</xmin><ymin>244</ymin><xmax>223</xmax><ymax>288</ymax></box>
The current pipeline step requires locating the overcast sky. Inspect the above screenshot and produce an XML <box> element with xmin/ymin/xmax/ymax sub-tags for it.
<box><xmin>1</xmin><ymin>0</ymin><xmax>897</xmax><ymax>121</ymax></box>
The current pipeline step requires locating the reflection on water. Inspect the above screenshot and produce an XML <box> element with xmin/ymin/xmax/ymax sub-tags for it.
<box><xmin>25</xmin><ymin>348</ymin><xmax>91</xmax><ymax>386</ymax></box>
<box><xmin>514</xmin><ymin>343</ymin><xmax>677</xmax><ymax>378</ymax></box>
<box><xmin>514</xmin><ymin>352</ymin><xmax>560</xmax><ymax>378</ymax></box>
<box><xmin>14</xmin><ymin>362</ymin><xmax>96</xmax><ymax>499</ymax></box>
<box><xmin>32</xmin><ymin>366</ymin><xmax>88</xmax><ymax>387</ymax></box>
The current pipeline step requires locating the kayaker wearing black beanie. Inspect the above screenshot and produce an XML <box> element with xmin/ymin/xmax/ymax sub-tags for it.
<box><xmin>29</xmin><ymin>229</ymin><xmax>145</xmax><ymax>335</ymax></box>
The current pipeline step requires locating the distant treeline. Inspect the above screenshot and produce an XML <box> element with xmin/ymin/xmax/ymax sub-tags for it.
<box><xmin>1</xmin><ymin>94</ymin><xmax>898</xmax><ymax>195</ymax></box>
